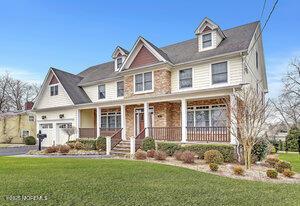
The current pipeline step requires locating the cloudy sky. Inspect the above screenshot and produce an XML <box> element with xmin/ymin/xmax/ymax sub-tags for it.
<box><xmin>0</xmin><ymin>0</ymin><xmax>299</xmax><ymax>98</ymax></box>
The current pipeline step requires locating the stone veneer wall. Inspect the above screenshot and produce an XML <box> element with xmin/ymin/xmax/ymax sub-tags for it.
<box><xmin>124</xmin><ymin>69</ymin><xmax>171</xmax><ymax>99</ymax></box>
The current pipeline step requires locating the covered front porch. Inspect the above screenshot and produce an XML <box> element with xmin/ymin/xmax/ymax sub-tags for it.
<box><xmin>77</xmin><ymin>95</ymin><xmax>236</xmax><ymax>145</ymax></box>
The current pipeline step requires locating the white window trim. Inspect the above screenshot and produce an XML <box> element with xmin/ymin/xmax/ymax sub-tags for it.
<box><xmin>116</xmin><ymin>81</ymin><xmax>124</xmax><ymax>98</ymax></box>
<box><xmin>178</xmin><ymin>68</ymin><xmax>194</xmax><ymax>91</ymax></box>
<box><xmin>187</xmin><ymin>104</ymin><xmax>227</xmax><ymax>127</ymax></box>
<box><xmin>202</xmin><ymin>32</ymin><xmax>213</xmax><ymax>50</ymax></box>
<box><xmin>49</xmin><ymin>84</ymin><xmax>59</xmax><ymax>96</ymax></box>
<box><xmin>100</xmin><ymin>112</ymin><xmax>121</xmax><ymax>129</ymax></box>
<box><xmin>133</xmin><ymin>107</ymin><xmax>154</xmax><ymax>136</ymax></box>
<box><xmin>98</xmin><ymin>84</ymin><xmax>106</xmax><ymax>100</ymax></box>
<box><xmin>133</xmin><ymin>71</ymin><xmax>154</xmax><ymax>94</ymax></box>
<box><xmin>210</xmin><ymin>60</ymin><xmax>230</xmax><ymax>87</ymax></box>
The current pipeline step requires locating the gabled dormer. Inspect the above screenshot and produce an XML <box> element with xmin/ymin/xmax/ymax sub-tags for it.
<box><xmin>112</xmin><ymin>46</ymin><xmax>129</xmax><ymax>71</ymax></box>
<box><xmin>195</xmin><ymin>17</ymin><xmax>226</xmax><ymax>52</ymax></box>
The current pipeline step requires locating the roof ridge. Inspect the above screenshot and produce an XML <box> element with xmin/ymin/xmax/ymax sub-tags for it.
<box><xmin>51</xmin><ymin>67</ymin><xmax>82</xmax><ymax>79</ymax></box>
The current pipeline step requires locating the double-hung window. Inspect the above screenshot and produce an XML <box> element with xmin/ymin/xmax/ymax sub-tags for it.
<box><xmin>117</xmin><ymin>58</ymin><xmax>123</xmax><ymax>69</ymax></box>
<box><xmin>202</xmin><ymin>33</ymin><xmax>212</xmax><ymax>48</ymax></box>
<box><xmin>179</xmin><ymin>68</ymin><xmax>192</xmax><ymax>89</ymax></box>
<box><xmin>212</xmin><ymin>62</ymin><xmax>228</xmax><ymax>84</ymax></box>
<box><xmin>101</xmin><ymin>112</ymin><xmax>121</xmax><ymax>129</ymax></box>
<box><xmin>187</xmin><ymin>105</ymin><xmax>227</xmax><ymax>127</ymax></box>
<box><xmin>117</xmin><ymin>81</ymin><xmax>124</xmax><ymax>97</ymax></box>
<box><xmin>98</xmin><ymin>84</ymin><xmax>105</xmax><ymax>99</ymax></box>
<box><xmin>50</xmin><ymin>85</ymin><xmax>58</xmax><ymax>96</ymax></box>
<box><xmin>135</xmin><ymin>72</ymin><xmax>152</xmax><ymax>92</ymax></box>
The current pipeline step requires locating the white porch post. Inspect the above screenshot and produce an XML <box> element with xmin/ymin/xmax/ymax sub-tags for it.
<box><xmin>130</xmin><ymin>137</ymin><xmax>135</xmax><ymax>158</ymax></box>
<box><xmin>106</xmin><ymin>136</ymin><xmax>111</xmax><ymax>155</ymax></box>
<box><xmin>181</xmin><ymin>99</ymin><xmax>187</xmax><ymax>143</ymax></box>
<box><xmin>230</xmin><ymin>93</ymin><xmax>238</xmax><ymax>145</ymax></box>
<box><xmin>144</xmin><ymin>102</ymin><xmax>149</xmax><ymax>137</ymax></box>
<box><xmin>96</xmin><ymin>107</ymin><xmax>101</xmax><ymax>137</ymax></box>
<box><xmin>121</xmin><ymin>105</ymin><xmax>126</xmax><ymax>140</ymax></box>
<box><xmin>77</xmin><ymin>109</ymin><xmax>81</xmax><ymax>139</ymax></box>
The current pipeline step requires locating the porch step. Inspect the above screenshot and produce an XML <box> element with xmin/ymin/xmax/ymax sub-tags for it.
<box><xmin>111</xmin><ymin>140</ymin><xmax>131</xmax><ymax>156</ymax></box>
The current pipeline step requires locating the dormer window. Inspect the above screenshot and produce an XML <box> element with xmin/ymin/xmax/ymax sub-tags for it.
<box><xmin>117</xmin><ymin>57</ymin><xmax>123</xmax><ymax>69</ymax></box>
<box><xmin>202</xmin><ymin>33</ymin><xmax>212</xmax><ymax>48</ymax></box>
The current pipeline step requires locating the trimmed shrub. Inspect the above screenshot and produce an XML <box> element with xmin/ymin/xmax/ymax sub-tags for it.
<box><xmin>157</xmin><ymin>142</ymin><xmax>181</xmax><ymax>156</ymax></box>
<box><xmin>59</xmin><ymin>145</ymin><xmax>70</xmax><ymax>154</ymax></box>
<box><xmin>266</xmin><ymin>169</ymin><xmax>278</xmax><ymax>179</ymax></box>
<box><xmin>251</xmin><ymin>138</ymin><xmax>269</xmax><ymax>161</ymax></box>
<box><xmin>265</xmin><ymin>157</ymin><xmax>280</xmax><ymax>168</ymax></box>
<box><xmin>74</xmin><ymin>141</ymin><xmax>85</xmax><ymax>150</ymax></box>
<box><xmin>24</xmin><ymin>136</ymin><xmax>36</xmax><ymax>145</ymax></box>
<box><xmin>275</xmin><ymin>160</ymin><xmax>292</xmax><ymax>173</ymax></box>
<box><xmin>183</xmin><ymin>144</ymin><xmax>235</xmax><ymax>162</ymax></box>
<box><xmin>45</xmin><ymin>146</ymin><xmax>59</xmax><ymax>153</ymax></box>
<box><xmin>233</xmin><ymin>165</ymin><xmax>244</xmax><ymax>176</ymax></box>
<box><xmin>154</xmin><ymin>150</ymin><xmax>167</xmax><ymax>160</ymax></box>
<box><xmin>286</xmin><ymin>128</ymin><xmax>300</xmax><ymax>152</ymax></box>
<box><xmin>147</xmin><ymin>149</ymin><xmax>156</xmax><ymax>158</ymax></box>
<box><xmin>181</xmin><ymin>151</ymin><xmax>195</xmax><ymax>164</ymax></box>
<box><xmin>67</xmin><ymin>142</ymin><xmax>75</xmax><ymax>149</ymax></box>
<box><xmin>95</xmin><ymin>137</ymin><xmax>106</xmax><ymax>151</ymax></box>
<box><xmin>174</xmin><ymin>151</ymin><xmax>183</xmax><ymax>161</ymax></box>
<box><xmin>142</xmin><ymin>138</ymin><xmax>155</xmax><ymax>151</ymax></box>
<box><xmin>283</xmin><ymin>169</ymin><xmax>295</xmax><ymax>178</ymax></box>
<box><xmin>204</xmin><ymin>150</ymin><xmax>224</xmax><ymax>164</ymax></box>
<box><xmin>77</xmin><ymin>139</ymin><xmax>96</xmax><ymax>150</ymax></box>
<box><xmin>209</xmin><ymin>163</ymin><xmax>219</xmax><ymax>172</ymax></box>
<box><xmin>135</xmin><ymin>149</ymin><xmax>147</xmax><ymax>160</ymax></box>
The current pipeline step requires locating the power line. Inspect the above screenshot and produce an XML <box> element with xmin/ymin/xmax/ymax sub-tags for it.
<box><xmin>260</xmin><ymin>0</ymin><xmax>267</xmax><ymax>20</ymax></box>
<box><xmin>248</xmin><ymin>0</ymin><xmax>279</xmax><ymax>54</ymax></box>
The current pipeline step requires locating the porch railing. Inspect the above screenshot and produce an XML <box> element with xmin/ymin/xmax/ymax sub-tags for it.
<box><xmin>135</xmin><ymin>128</ymin><xmax>146</xmax><ymax>151</ymax></box>
<box><xmin>187</xmin><ymin>127</ymin><xmax>230</xmax><ymax>142</ymax></box>
<box><xmin>79</xmin><ymin>128</ymin><xmax>97</xmax><ymax>138</ymax></box>
<box><xmin>148</xmin><ymin>127</ymin><xmax>182</xmax><ymax>141</ymax></box>
<box><xmin>111</xmin><ymin>128</ymin><xmax>123</xmax><ymax>149</ymax></box>
<box><xmin>99</xmin><ymin>128</ymin><xmax>121</xmax><ymax>137</ymax></box>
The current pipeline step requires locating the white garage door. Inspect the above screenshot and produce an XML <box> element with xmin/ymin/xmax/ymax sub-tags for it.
<box><xmin>39</xmin><ymin>123</ymin><xmax>54</xmax><ymax>147</ymax></box>
<box><xmin>56</xmin><ymin>123</ymin><xmax>72</xmax><ymax>145</ymax></box>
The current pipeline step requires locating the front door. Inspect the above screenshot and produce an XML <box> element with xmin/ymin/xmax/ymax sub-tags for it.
<box><xmin>135</xmin><ymin>108</ymin><xmax>153</xmax><ymax>136</ymax></box>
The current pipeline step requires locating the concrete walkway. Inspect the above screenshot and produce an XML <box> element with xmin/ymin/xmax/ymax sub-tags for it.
<box><xmin>0</xmin><ymin>145</ymin><xmax>37</xmax><ymax>156</ymax></box>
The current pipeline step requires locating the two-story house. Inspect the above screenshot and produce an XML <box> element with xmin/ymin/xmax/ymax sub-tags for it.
<box><xmin>33</xmin><ymin>18</ymin><xmax>267</xmax><ymax>152</ymax></box>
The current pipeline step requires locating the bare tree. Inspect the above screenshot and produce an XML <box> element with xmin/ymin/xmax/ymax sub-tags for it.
<box><xmin>0</xmin><ymin>73</ymin><xmax>11</xmax><ymax>113</ymax></box>
<box><xmin>225</xmin><ymin>87</ymin><xmax>273</xmax><ymax>169</ymax></box>
<box><xmin>273</xmin><ymin>58</ymin><xmax>300</xmax><ymax>129</ymax></box>
<box><xmin>62</xmin><ymin>126</ymin><xmax>77</xmax><ymax>142</ymax></box>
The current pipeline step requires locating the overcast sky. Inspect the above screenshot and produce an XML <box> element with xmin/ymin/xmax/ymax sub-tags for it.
<box><xmin>0</xmin><ymin>0</ymin><xmax>299</xmax><ymax>98</ymax></box>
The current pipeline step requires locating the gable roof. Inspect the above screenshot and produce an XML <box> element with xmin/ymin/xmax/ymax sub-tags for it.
<box><xmin>78</xmin><ymin>21</ymin><xmax>258</xmax><ymax>86</ymax></box>
<box><xmin>112</xmin><ymin>46</ymin><xmax>129</xmax><ymax>58</ymax></box>
<box><xmin>51</xmin><ymin>68</ymin><xmax>92</xmax><ymax>104</ymax></box>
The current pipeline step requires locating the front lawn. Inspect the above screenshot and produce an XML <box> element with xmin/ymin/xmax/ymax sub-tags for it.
<box><xmin>279</xmin><ymin>152</ymin><xmax>300</xmax><ymax>172</ymax></box>
<box><xmin>0</xmin><ymin>157</ymin><xmax>299</xmax><ymax>206</ymax></box>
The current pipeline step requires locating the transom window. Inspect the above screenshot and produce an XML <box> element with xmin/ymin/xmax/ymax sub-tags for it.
<box><xmin>98</xmin><ymin>84</ymin><xmax>105</xmax><ymax>99</ymax></box>
<box><xmin>202</xmin><ymin>33</ymin><xmax>212</xmax><ymax>48</ymax></box>
<box><xmin>212</xmin><ymin>62</ymin><xmax>228</xmax><ymax>84</ymax></box>
<box><xmin>187</xmin><ymin>105</ymin><xmax>227</xmax><ymax>127</ymax></box>
<box><xmin>58</xmin><ymin>123</ymin><xmax>72</xmax><ymax>129</ymax></box>
<box><xmin>40</xmin><ymin>123</ymin><xmax>53</xmax><ymax>129</ymax></box>
<box><xmin>117</xmin><ymin>81</ymin><xmax>124</xmax><ymax>97</ymax></box>
<box><xmin>117</xmin><ymin>58</ymin><xmax>123</xmax><ymax>69</ymax></box>
<box><xmin>135</xmin><ymin>72</ymin><xmax>152</xmax><ymax>92</ymax></box>
<box><xmin>50</xmin><ymin>85</ymin><xmax>58</xmax><ymax>96</ymax></box>
<box><xmin>29</xmin><ymin>116</ymin><xmax>35</xmax><ymax>122</ymax></box>
<box><xmin>179</xmin><ymin>68</ymin><xmax>193</xmax><ymax>89</ymax></box>
<box><xmin>101</xmin><ymin>112</ymin><xmax>121</xmax><ymax>129</ymax></box>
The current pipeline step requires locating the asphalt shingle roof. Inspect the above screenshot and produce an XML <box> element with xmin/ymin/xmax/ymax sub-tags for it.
<box><xmin>78</xmin><ymin>21</ymin><xmax>258</xmax><ymax>86</ymax></box>
<box><xmin>51</xmin><ymin>68</ymin><xmax>92</xmax><ymax>104</ymax></box>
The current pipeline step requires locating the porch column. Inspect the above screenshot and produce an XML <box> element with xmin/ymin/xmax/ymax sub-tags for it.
<box><xmin>144</xmin><ymin>102</ymin><xmax>149</xmax><ymax>137</ymax></box>
<box><xmin>181</xmin><ymin>99</ymin><xmax>187</xmax><ymax>143</ymax></box>
<box><xmin>230</xmin><ymin>94</ymin><xmax>238</xmax><ymax>145</ymax></box>
<box><xmin>121</xmin><ymin>105</ymin><xmax>126</xmax><ymax>140</ymax></box>
<box><xmin>96</xmin><ymin>107</ymin><xmax>101</xmax><ymax>137</ymax></box>
<box><xmin>77</xmin><ymin>109</ymin><xmax>81</xmax><ymax>138</ymax></box>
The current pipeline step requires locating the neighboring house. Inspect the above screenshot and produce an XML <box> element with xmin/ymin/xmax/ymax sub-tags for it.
<box><xmin>0</xmin><ymin>111</ymin><xmax>36</xmax><ymax>144</ymax></box>
<box><xmin>33</xmin><ymin>18</ymin><xmax>267</xmax><ymax>150</ymax></box>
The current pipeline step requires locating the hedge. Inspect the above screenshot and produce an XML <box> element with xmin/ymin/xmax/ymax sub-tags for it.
<box><xmin>142</xmin><ymin>138</ymin><xmax>155</xmax><ymax>151</ymax></box>
<box><xmin>67</xmin><ymin>137</ymin><xmax>106</xmax><ymax>150</ymax></box>
<box><xmin>183</xmin><ymin>144</ymin><xmax>235</xmax><ymax>162</ymax></box>
<box><xmin>157</xmin><ymin>142</ymin><xmax>181</xmax><ymax>156</ymax></box>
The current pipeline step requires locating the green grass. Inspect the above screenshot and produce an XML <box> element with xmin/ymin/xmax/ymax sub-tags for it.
<box><xmin>0</xmin><ymin>157</ymin><xmax>299</xmax><ymax>206</ymax></box>
<box><xmin>279</xmin><ymin>152</ymin><xmax>300</xmax><ymax>172</ymax></box>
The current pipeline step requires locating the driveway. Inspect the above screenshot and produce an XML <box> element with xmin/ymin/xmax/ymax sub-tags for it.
<box><xmin>0</xmin><ymin>145</ymin><xmax>37</xmax><ymax>156</ymax></box>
